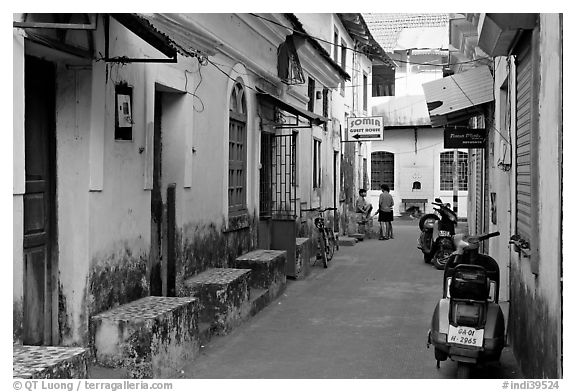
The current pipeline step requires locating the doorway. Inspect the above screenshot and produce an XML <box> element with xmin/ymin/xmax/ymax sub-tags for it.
<box><xmin>23</xmin><ymin>56</ymin><xmax>57</xmax><ymax>345</ymax></box>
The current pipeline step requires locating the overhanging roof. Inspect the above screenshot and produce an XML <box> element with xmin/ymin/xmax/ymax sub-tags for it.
<box><xmin>371</xmin><ymin>96</ymin><xmax>431</xmax><ymax>127</ymax></box>
<box><xmin>422</xmin><ymin>65</ymin><xmax>494</xmax><ymax>127</ymax></box>
<box><xmin>112</xmin><ymin>13</ymin><xmax>222</xmax><ymax>59</ymax></box>
<box><xmin>256</xmin><ymin>88</ymin><xmax>328</xmax><ymax>126</ymax></box>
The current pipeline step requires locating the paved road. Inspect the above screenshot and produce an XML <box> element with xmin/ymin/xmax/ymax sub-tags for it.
<box><xmin>182</xmin><ymin>220</ymin><xmax>522</xmax><ymax>379</ymax></box>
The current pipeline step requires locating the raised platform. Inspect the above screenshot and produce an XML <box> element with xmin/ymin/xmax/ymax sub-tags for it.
<box><xmin>234</xmin><ymin>249</ymin><xmax>287</xmax><ymax>300</ymax></box>
<box><xmin>90</xmin><ymin>296</ymin><xmax>199</xmax><ymax>378</ymax></box>
<box><xmin>183</xmin><ymin>268</ymin><xmax>251</xmax><ymax>335</ymax></box>
<box><xmin>338</xmin><ymin>236</ymin><xmax>359</xmax><ymax>246</ymax></box>
<box><xmin>13</xmin><ymin>345</ymin><xmax>89</xmax><ymax>379</ymax></box>
<box><xmin>349</xmin><ymin>233</ymin><xmax>365</xmax><ymax>241</ymax></box>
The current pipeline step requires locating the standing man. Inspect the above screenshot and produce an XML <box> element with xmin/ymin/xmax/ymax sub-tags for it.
<box><xmin>355</xmin><ymin>188</ymin><xmax>373</xmax><ymax>223</ymax></box>
<box><xmin>378</xmin><ymin>184</ymin><xmax>394</xmax><ymax>240</ymax></box>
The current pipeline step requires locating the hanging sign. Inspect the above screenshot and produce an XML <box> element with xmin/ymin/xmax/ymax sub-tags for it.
<box><xmin>444</xmin><ymin>127</ymin><xmax>486</xmax><ymax>149</ymax></box>
<box><xmin>346</xmin><ymin>116</ymin><xmax>384</xmax><ymax>141</ymax></box>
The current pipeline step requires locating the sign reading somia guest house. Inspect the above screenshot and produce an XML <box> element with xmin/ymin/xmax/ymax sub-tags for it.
<box><xmin>346</xmin><ymin>116</ymin><xmax>384</xmax><ymax>141</ymax></box>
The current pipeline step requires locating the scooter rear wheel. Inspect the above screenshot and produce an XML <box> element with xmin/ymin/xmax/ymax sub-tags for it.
<box><xmin>456</xmin><ymin>362</ymin><xmax>472</xmax><ymax>379</ymax></box>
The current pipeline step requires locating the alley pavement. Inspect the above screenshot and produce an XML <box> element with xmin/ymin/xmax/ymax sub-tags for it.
<box><xmin>181</xmin><ymin>219</ymin><xmax>522</xmax><ymax>379</ymax></box>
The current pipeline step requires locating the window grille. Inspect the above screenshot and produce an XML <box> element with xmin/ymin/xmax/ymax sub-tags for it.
<box><xmin>229</xmin><ymin>82</ymin><xmax>247</xmax><ymax>214</ymax></box>
<box><xmin>440</xmin><ymin>151</ymin><xmax>468</xmax><ymax>191</ymax></box>
<box><xmin>371</xmin><ymin>151</ymin><xmax>394</xmax><ymax>190</ymax></box>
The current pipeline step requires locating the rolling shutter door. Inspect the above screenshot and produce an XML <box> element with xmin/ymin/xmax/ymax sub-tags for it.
<box><xmin>475</xmin><ymin>150</ymin><xmax>483</xmax><ymax>236</ymax></box>
<box><xmin>515</xmin><ymin>41</ymin><xmax>532</xmax><ymax>242</ymax></box>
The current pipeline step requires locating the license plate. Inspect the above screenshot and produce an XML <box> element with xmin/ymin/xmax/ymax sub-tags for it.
<box><xmin>447</xmin><ymin>325</ymin><xmax>484</xmax><ymax>347</ymax></box>
<box><xmin>439</xmin><ymin>230</ymin><xmax>451</xmax><ymax>237</ymax></box>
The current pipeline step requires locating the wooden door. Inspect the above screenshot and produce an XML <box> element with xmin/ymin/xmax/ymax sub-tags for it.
<box><xmin>23</xmin><ymin>56</ymin><xmax>56</xmax><ymax>345</ymax></box>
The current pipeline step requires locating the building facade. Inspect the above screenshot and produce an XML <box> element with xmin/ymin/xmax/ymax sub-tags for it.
<box><xmin>363</xmin><ymin>13</ymin><xmax>469</xmax><ymax>218</ymax></box>
<box><xmin>446</xmin><ymin>13</ymin><xmax>563</xmax><ymax>378</ymax></box>
<box><xmin>13</xmin><ymin>13</ymin><xmax>360</xmax><ymax>347</ymax></box>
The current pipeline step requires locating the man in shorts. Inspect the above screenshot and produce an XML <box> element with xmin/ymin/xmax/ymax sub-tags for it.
<box><xmin>355</xmin><ymin>188</ymin><xmax>373</xmax><ymax>222</ymax></box>
<box><xmin>378</xmin><ymin>184</ymin><xmax>394</xmax><ymax>240</ymax></box>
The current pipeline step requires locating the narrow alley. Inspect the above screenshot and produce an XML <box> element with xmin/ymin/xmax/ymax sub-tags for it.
<box><xmin>181</xmin><ymin>220</ymin><xmax>520</xmax><ymax>379</ymax></box>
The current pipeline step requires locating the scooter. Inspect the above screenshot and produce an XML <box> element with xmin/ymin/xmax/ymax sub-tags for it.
<box><xmin>418</xmin><ymin>198</ymin><xmax>458</xmax><ymax>269</ymax></box>
<box><xmin>427</xmin><ymin>231</ymin><xmax>506</xmax><ymax>378</ymax></box>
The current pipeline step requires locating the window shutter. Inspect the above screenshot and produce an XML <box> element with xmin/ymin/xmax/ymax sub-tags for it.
<box><xmin>515</xmin><ymin>40</ymin><xmax>533</xmax><ymax>244</ymax></box>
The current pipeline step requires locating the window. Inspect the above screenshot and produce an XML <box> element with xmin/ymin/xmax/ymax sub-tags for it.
<box><xmin>440</xmin><ymin>151</ymin><xmax>468</xmax><ymax>191</ymax></box>
<box><xmin>371</xmin><ymin>151</ymin><xmax>394</xmax><ymax>190</ymax></box>
<box><xmin>363</xmin><ymin>73</ymin><xmax>368</xmax><ymax>112</ymax></box>
<box><xmin>313</xmin><ymin>139</ymin><xmax>321</xmax><ymax>188</ymax></box>
<box><xmin>372</xmin><ymin>63</ymin><xmax>395</xmax><ymax>97</ymax></box>
<box><xmin>333</xmin><ymin>27</ymin><xmax>339</xmax><ymax>63</ymax></box>
<box><xmin>229</xmin><ymin>81</ymin><xmax>247</xmax><ymax>214</ymax></box>
<box><xmin>322</xmin><ymin>87</ymin><xmax>329</xmax><ymax>132</ymax></box>
<box><xmin>340</xmin><ymin>39</ymin><xmax>347</xmax><ymax>69</ymax></box>
<box><xmin>307</xmin><ymin>77</ymin><xmax>315</xmax><ymax>112</ymax></box>
<box><xmin>340</xmin><ymin>40</ymin><xmax>347</xmax><ymax>97</ymax></box>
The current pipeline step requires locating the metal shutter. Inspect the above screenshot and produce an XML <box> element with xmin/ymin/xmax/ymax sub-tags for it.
<box><xmin>515</xmin><ymin>41</ymin><xmax>533</xmax><ymax>242</ymax></box>
<box><xmin>475</xmin><ymin>150</ymin><xmax>484</xmax><ymax>236</ymax></box>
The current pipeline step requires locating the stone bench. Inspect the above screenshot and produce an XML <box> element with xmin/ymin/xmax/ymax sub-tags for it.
<box><xmin>90</xmin><ymin>296</ymin><xmax>199</xmax><ymax>378</ymax></box>
<box><xmin>338</xmin><ymin>236</ymin><xmax>359</xmax><ymax>246</ymax></box>
<box><xmin>13</xmin><ymin>345</ymin><xmax>89</xmax><ymax>379</ymax></box>
<box><xmin>234</xmin><ymin>249</ymin><xmax>286</xmax><ymax>300</ymax></box>
<box><xmin>182</xmin><ymin>268</ymin><xmax>251</xmax><ymax>336</ymax></box>
<box><xmin>349</xmin><ymin>233</ymin><xmax>365</xmax><ymax>241</ymax></box>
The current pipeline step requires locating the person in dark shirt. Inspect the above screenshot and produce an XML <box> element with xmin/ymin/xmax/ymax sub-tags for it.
<box><xmin>378</xmin><ymin>184</ymin><xmax>394</xmax><ymax>240</ymax></box>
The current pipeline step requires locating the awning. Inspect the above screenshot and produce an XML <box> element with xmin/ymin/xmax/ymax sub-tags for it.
<box><xmin>422</xmin><ymin>65</ymin><xmax>494</xmax><ymax>127</ymax></box>
<box><xmin>111</xmin><ymin>13</ymin><xmax>222</xmax><ymax>61</ymax></box>
<box><xmin>256</xmin><ymin>88</ymin><xmax>328</xmax><ymax>127</ymax></box>
<box><xmin>371</xmin><ymin>95</ymin><xmax>431</xmax><ymax>127</ymax></box>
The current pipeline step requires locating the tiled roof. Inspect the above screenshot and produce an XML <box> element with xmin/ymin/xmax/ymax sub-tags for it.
<box><xmin>362</xmin><ymin>13</ymin><xmax>449</xmax><ymax>52</ymax></box>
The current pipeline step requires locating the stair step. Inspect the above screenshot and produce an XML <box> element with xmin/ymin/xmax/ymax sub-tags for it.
<box><xmin>14</xmin><ymin>345</ymin><xmax>89</xmax><ymax>379</ymax></box>
<box><xmin>90</xmin><ymin>296</ymin><xmax>199</xmax><ymax>378</ymax></box>
<box><xmin>234</xmin><ymin>249</ymin><xmax>287</xmax><ymax>299</ymax></box>
<box><xmin>183</xmin><ymin>268</ymin><xmax>251</xmax><ymax>335</ymax></box>
<box><xmin>338</xmin><ymin>236</ymin><xmax>359</xmax><ymax>246</ymax></box>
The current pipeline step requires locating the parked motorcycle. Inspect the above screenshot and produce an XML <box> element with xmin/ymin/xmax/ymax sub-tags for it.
<box><xmin>418</xmin><ymin>198</ymin><xmax>457</xmax><ymax>269</ymax></box>
<box><xmin>427</xmin><ymin>231</ymin><xmax>505</xmax><ymax>378</ymax></box>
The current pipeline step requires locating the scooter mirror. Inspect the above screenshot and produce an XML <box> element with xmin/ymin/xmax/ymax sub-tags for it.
<box><xmin>434</xmin><ymin>198</ymin><xmax>442</xmax><ymax>203</ymax></box>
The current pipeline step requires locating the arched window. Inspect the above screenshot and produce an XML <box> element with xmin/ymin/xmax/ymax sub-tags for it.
<box><xmin>371</xmin><ymin>151</ymin><xmax>394</xmax><ymax>190</ymax></box>
<box><xmin>412</xmin><ymin>181</ymin><xmax>421</xmax><ymax>190</ymax></box>
<box><xmin>229</xmin><ymin>81</ymin><xmax>247</xmax><ymax>214</ymax></box>
<box><xmin>440</xmin><ymin>151</ymin><xmax>468</xmax><ymax>191</ymax></box>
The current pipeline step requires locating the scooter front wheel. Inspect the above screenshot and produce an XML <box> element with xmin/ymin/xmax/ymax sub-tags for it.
<box><xmin>433</xmin><ymin>249</ymin><xmax>451</xmax><ymax>270</ymax></box>
<box><xmin>456</xmin><ymin>362</ymin><xmax>472</xmax><ymax>379</ymax></box>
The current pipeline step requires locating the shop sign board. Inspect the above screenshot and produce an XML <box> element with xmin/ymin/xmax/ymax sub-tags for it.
<box><xmin>346</xmin><ymin>116</ymin><xmax>384</xmax><ymax>141</ymax></box>
<box><xmin>444</xmin><ymin>127</ymin><xmax>486</xmax><ymax>148</ymax></box>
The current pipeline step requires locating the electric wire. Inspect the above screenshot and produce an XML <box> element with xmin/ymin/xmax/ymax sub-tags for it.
<box><xmin>249</xmin><ymin>13</ymin><xmax>493</xmax><ymax>68</ymax></box>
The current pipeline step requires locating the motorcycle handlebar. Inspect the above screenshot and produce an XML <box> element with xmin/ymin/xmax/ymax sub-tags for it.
<box><xmin>478</xmin><ymin>231</ymin><xmax>500</xmax><ymax>241</ymax></box>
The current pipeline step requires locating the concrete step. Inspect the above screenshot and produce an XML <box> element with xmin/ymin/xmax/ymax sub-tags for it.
<box><xmin>293</xmin><ymin>237</ymin><xmax>312</xmax><ymax>279</ymax></box>
<box><xmin>338</xmin><ymin>236</ymin><xmax>359</xmax><ymax>246</ymax></box>
<box><xmin>234</xmin><ymin>249</ymin><xmax>287</xmax><ymax>302</ymax></box>
<box><xmin>14</xmin><ymin>345</ymin><xmax>89</xmax><ymax>379</ymax></box>
<box><xmin>349</xmin><ymin>233</ymin><xmax>365</xmax><ymax>241</ymax></box>
<box><xmin>182</xmin><ymin>268</ymin><xmax>251</xmax><ymax>335</ymax></box>
<box><xmin>90</xmin><ymin>296</ymin><xmax>199</xmax><ymax>378</ymax></box>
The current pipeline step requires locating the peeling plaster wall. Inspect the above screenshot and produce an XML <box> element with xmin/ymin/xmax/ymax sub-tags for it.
<box><xmin>54</xmin><ymin>64</ymin><xmax>93</xmax><ymax>345</ymax></box>
<box><xmin>509</xmin><ymin>15</ymin><xmax>562</xmax><ymax>378</ymax></box>
<box><xmin>482</xmin><ymin>15</ymin><xmax>562</xmax><ymax>378</ymax></box>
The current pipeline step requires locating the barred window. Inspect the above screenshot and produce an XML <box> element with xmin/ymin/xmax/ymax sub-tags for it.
<box><xmin>371</xmin><ymin>151</ymin><xmax>394</xmax><ymax>190</ymax></box>
<box><xmin>440</xmin><ymin>151</ymin><xmax>468</xmax><ymax>191</ymax></box>
<box><xmin>229</xmin><ymin>81</ymin><xmax>247</xmax><ymax>214</ymax></box>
